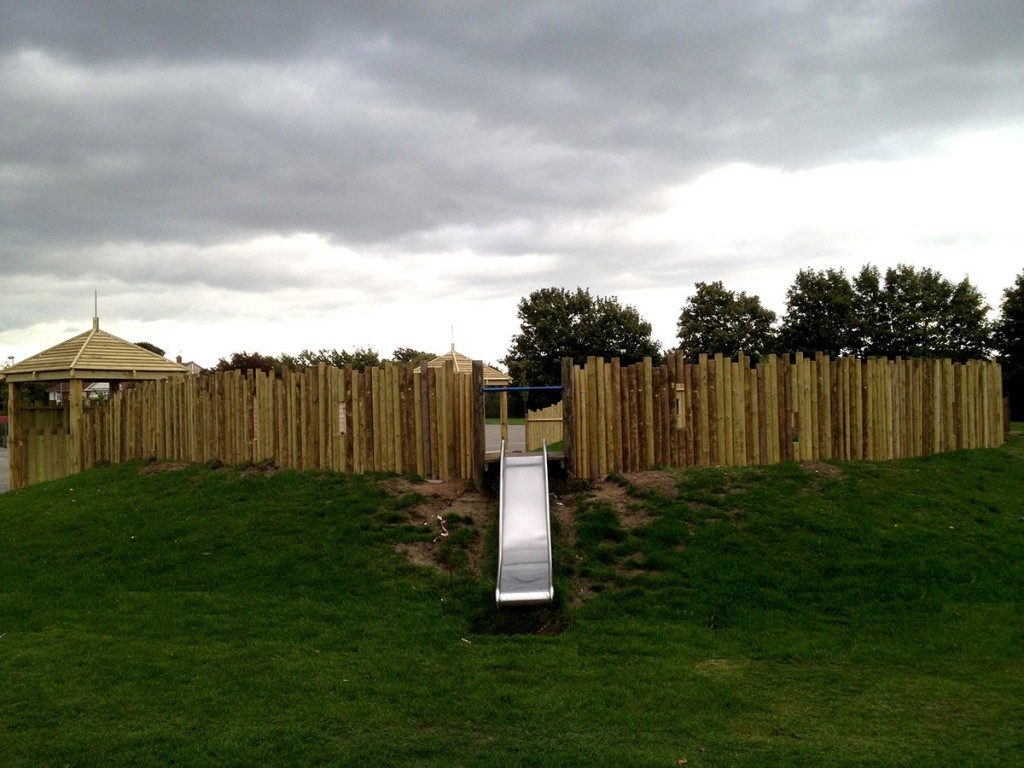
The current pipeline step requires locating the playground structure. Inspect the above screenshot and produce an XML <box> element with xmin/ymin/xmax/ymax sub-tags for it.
<box><xmin>2</xmin><ymin>349</ymin><xmax>1007</xmax><ymax>490</ymax></box>
<box><xmin>495</xmin><ymin>439</ymin><xmax>554</xmax><ymax>606</ymax></box>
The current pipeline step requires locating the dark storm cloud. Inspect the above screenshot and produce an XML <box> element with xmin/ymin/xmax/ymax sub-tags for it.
<box><xmin>1</xmin><ymin>0</ymin><xmax>1023</xmax><ymax>338</ymax></box>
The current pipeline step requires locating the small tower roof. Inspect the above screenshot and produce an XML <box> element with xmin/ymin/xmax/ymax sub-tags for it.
<box><xmin>427</xmin><ymin>344</ymin><xmax>512</xmax><ymax>386</ymax></box>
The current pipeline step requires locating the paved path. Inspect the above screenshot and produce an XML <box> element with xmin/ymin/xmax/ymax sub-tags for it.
<box><xmin>485</xmin><ymin>424</ymin><xmax>526</xmax><ymax>453</ymax></box>
<box><xmin>0</xmin><ymin>446</ymin><xmax>8</xmax><ymax>493</ymax></box>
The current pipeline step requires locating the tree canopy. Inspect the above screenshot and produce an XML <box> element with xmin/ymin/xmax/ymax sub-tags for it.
<box><xmin>503</xmin><ymin>287</ymin><xmax>661</xmax><ymax>387</ymax></box>
<box><xmin>213</xmin><ymin>351</ymin><xmax>282</xmax><ymax>374</ymax></box>
<box><xmin>777</xmin><ymin>268</ymin><xmax>857</xmax><ymax>357</ymax></box>
<box><xmin>212</xmin><ymin>346</ymin><xmax>428</xmax><ymax>375</ymax></box>
<box><xmin>134</xmin><ymin>341</ymin><xmax>166</xmax><ymax>357</ymax></box>
<box><xmin>288</xmin><ymin>347</ymin><xmax>382</xmax><ymax>370</ymax></box>
<box><xmin>995</xmin><ymin>271</ymin><xmax>1024</xmax><ymax>420</ymax></box>
<box><xmin>391</xmin><ymin>347</ymin><xmax>435</xmax><ymax>366</ymax></box>
<box><xmin>850</xmin><ymin>265</ymin><xmax>991</xmax><ymax>361</ymax></box>
<box><xmin>676</xmin><ymin>281</ymin><xmax>777</xmax><ymax>361</ymax></box>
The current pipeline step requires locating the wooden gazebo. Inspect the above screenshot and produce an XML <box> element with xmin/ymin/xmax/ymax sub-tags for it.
<box><xmin>427</xmin><ymin>344</ymin><xmax>512</xmax><ymax>387</ymax></box>
<box><xmin>1</xmin><ymin>314</ymin><xmax>189</xmax><ymax>489</ymax></box>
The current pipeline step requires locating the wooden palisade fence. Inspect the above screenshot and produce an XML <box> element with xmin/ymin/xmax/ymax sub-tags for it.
<box><xmin>564</xmin><ymin>352</ymin><xmax>1004</xmax><ymax>478</ymax></box>
<box><xmin>78</xmin><ymin>361</ymin><xmax>485</xmax><ymax>484</ymax></box>
<box><xmin>8</xmin><ymin>352</ymin><xmax>1005</xmax><ymax>488</ymax></box>
<box><xmin>525</xmin><ymin>401</ymin><xmax>565</xmax><ymax>451</ymax></box>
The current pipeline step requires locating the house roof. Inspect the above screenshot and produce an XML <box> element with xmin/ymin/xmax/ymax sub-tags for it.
<box><xmin>427</xmin><ymin>344</ymin><xmax>512</xmax><ymax>386</ymax></box>
<box><xmin>1</xmin><ymin>317</ymin><xmax>189</xmax><ymax>383</ymax></box>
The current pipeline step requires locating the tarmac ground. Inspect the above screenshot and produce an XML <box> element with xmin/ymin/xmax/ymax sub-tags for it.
<box><xmin>485</xmin><ymin>424</ymin><xmax>526</xmax><ymax>453</ymax></box>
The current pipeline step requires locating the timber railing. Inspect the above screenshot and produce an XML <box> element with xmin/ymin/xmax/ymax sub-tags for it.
<box><xmin>564</xmin><ymin>352</ymin><xmax>1004</xmax><ymax>478</ymax></box>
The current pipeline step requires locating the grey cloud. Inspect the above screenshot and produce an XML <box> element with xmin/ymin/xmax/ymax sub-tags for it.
<box><xmin>1</xmin><ymin>0</ymin><xmax>1022</xmax><ymax>339</ymax></box>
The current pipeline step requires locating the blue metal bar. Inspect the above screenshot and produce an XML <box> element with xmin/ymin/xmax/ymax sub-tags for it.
<box><xmin>481</xmin><ymin>385</ymin><xmax>563</xmax><ymax>393</ymax></box>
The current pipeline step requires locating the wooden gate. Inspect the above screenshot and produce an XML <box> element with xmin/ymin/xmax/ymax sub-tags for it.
<box><xmin>526</xmin><ymin>401</ymin><xmax>563</xmax><ymax>451</ymax></box>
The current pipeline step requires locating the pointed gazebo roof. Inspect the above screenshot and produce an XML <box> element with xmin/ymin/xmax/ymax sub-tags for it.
<box><xmin>427</xmin><ymin>344</ymin><xmax>512</xmax><ymax>386</ymax></box>
<box><xmin>1</xmin><ymin>315</ymin><xmax>189</xmax><ymax>383</ymax></box>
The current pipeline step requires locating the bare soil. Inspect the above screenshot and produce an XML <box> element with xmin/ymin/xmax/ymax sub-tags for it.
<box><xmin>799</xmin><ymin>460</ymin><xmax>844</xmax><ymax>478</ymax></box>
<box><xmin>138</xmin><ymin>461</ymin><xmax>193</xmax><ymax>475</ymax></box>
<box><xmin>384</xmin><ymin>473</ymin><xmax>671</xmax><ymax>594</ymax></box>
<box><xmin>384</xmin><ymin>478</ymin><xmax>495</xmax><ymax>576</ymax></box>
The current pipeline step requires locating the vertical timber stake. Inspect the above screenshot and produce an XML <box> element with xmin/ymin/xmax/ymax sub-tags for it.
<box><xmin>472</xmin><ymin>360</ymin><xmax>485</xmax><ymax>491</ymax></box>
<box><xmin>562</xmin><ymin>357</ymin><xmax>576</xmax><ymax>479</ymax></box>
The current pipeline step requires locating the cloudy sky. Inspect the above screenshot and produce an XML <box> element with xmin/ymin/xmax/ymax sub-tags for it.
<box><xmin>2</xmin><ymin>1</ymin><xmax>1022</xmax><ymax>369</ymax></box>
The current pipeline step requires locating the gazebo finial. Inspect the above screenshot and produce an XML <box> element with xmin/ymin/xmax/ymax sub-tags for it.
<box><xmin>93</xmin><ymin>290</ymin><xmax>99</xmax><ymax>331</ymax></box>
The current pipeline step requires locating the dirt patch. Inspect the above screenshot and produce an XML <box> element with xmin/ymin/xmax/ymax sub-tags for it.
<box><xmin>800</xmin><ymin>461</ymin><xmax>844</xmax><ymax>478</ymax></box>
<box><xmin>572</xmin><ymin>581</ymin><xmax>602</xmax><ymax>603</ymax></box>
<box><xmin>578</xmin><ymin>476</ymin><xmax>655</xmax><ymax>530</ymax></box>
<box><xmin>242</xmin><ymin>460</ymin><xmax>280</xmax><ymax>478</ymax></box>
<box><xmin>621</xmin><ymin>470</ymin><xmax>682</xmax><ymax>499</ymax></box>
<box><xmin>550</xmin><ymin>491</ymin><xmax>574</xmax><ymax>544</ymax></box>
<box><xmin>395</xmin><ymin>540</ymin><xmax>441</xmax><ymax>570</ymax></box>
<box><xmin>574</xmin><ymin>470</ymin><xmax>685</xmax><ymax>527</ymax></box>
<box><xmin>380</xmin><ymin>477</ymin><xmax>468</xmax><ymax>501</ymax></box>
<box><xmin>386</xmin><ymin>478</ymin><xmax>495</xmax><ymax>577</ymax></box>
<box><xmin>593</xmin><ymin>479</ymin><xmax>643</xmax><ymax>523</ymax></box>
<box><xmin>138</xmin><ymin>461</ymin><xmax>193</xmax><ymax>475</ymax></box>
<box><xmin>385</xmin><ymin>470</ymin><xmax>686</xmax><ymax>605</ymax></box>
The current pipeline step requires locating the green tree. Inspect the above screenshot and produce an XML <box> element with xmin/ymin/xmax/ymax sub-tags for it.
<box><xmin>292</xmin><ymin>347</ymin><xmax>382</xmax><ymax>370</ymax></box>
<box><xmin>777</xmin><ymin>268</ymin><xmax>856</xmax><ymax>357</ymax></box>
<box><xmin>338</xmin><ymin>347</ymin><xmax>381</xmax><ymax>370</ymax></box>
<box><xmin>937</xmin><ymin>277</ymin><xmax>994</xmax><ymax>361</ymax></box>
<box><xmin>391</xmin><ymin>348</ymin><xmax>435</xmax><ymax>366</ymax></box>
<box><xmin>676</xmin><ymin>281</ymin><xmax>777</xmax><ymax>361</ymax></box>
<box><xmin>852</xmin><ymin>264</ymin><xmax>991</xmax><ymax>361</ymax></box>
<box><xmin>994</xmin><ymin>271</ymin><xmax>1024</xmax><ymax>420</ymax></box>
<box><xmin>850</xmin><ymin>264</ymin><xmax>886</xmax><ymax>357</ymax></box>
<box><xmin>213</xmin><ymin>351</ymin><xmax>282</xmax><ymax>375</ymax></box>
<box><xmin>134</xmin><ymin>341</ymin><xmax>166</xmax><ymax>357</ymax></box>
<box><xmin>293</xmin><ymin>349</ymin><xmax>343</xmax><ymax>368</ymax></box>
<box><xmin>503</xmin><ymin>287</ymin><xmax>661</xmax><ymax>390</ymax></box>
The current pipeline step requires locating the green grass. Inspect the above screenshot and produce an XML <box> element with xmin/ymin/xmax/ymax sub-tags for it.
<box><xmin>2</xmin><ymin>429</ymin><xmax>1024</xmax><ymax>766</ymax></box>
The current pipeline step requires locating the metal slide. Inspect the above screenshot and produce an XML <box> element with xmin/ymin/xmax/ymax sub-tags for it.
<box><xmin>495</xmin><ymin>439</ymin><xmax>554</xmax><ymax>606</ymax></box>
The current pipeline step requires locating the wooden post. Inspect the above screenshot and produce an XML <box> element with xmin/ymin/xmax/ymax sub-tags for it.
<box><xmin>610</xmin><ymin>357</ymin><xmax>623</xmax><ymax>471</ymax></box>
<box><xmin>7</xmin><ymin>382</ymin><xmax>21</xmax><ymax>489</ymax></box>
<box><xmin>710</xmin><ymin>354</ymin><xmax>723</xmax><ymax>465</ymax></box>
<box><xmin>643</xmin><ymin>357</ymin><xmax>655</xmax><ymax>469</ymax></box>
<box><xmin>69</xmin><ymin>378</ymin><xmax>84</xmax><ymax>476</ymax></box>
<box><xmin>472</xmin><ymin>361</ymin><xmax>485</xmax><ymax>489</ymax></box>
<box><xmin>500</xmin><ymin>389</ymin><xmax>509</xmax><ymax>449</ymax></box>
<box><xmin>561</xmin><ymin>358</ymin><xmax>576</xmax><ymax>478</ymax></box>
<box><xmin>623</xmin><ymin>363</ymin><xmax>636</xmax><ymax>471</ymax></box>
<box><xmin>596</xmin><ymin>358</ymin><xmax>608</xmax><ymax>475</ymax></box>
<box><xmin>419</xmin><ymin>362</ymin><xmax>432</xmax><ymax>479</ymax></box>
<box><xmin>698</xmin><ymin>354</ymin><xmax>710</xmax><ymax>466</ymax></box>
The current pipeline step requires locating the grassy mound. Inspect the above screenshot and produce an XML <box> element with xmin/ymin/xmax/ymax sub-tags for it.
<box><xmin>1</xmin><ymin>430</ymin><xmax>1023</xmax><ymax>766</ymax></box>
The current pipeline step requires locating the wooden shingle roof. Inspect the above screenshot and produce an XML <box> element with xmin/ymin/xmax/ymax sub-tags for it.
<box><xmin>427</xmin><ymin>344</ymin><xmax>512</xmax><ymax>386</ymax></box>
<box><xmin>1</xmin><ymin>318</ymin><xmax>189</xmax><ymax>383</ymax></box>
